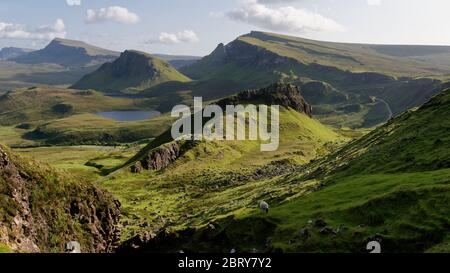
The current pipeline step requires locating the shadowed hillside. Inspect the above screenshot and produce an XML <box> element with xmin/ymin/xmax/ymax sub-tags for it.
<box><xmin>0</xmin><ymin>47</ymin><xmax>34</xmax><ymax>60</ymax></box>
<box><xmin>0</xmin><ymin>39</ymin><xmax>120</xmax><ymax>89</ymax></box>
<box><xmin>13</xmin><ymin>38</ymin><xmax>119</xmax><ymax>67</ymax></box>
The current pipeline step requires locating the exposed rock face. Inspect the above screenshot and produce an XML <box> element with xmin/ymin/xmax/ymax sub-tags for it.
<box><xmin>217</xmin><ymin>83</ymin><xmax>313</xmax><ymax>117</ymax></box>
<box><xmin>0</xmin><ymin>147</ymin><xmax>39</xmax><ymax>252</ymax></box>
<box><xmin>0</xmin><ymin>145</ymin><xmax>121</xmax><ymax>253</ymax></box>
<box><xmin>136</xmin><ymin>142</ymin><xmax>185</xmax><ymax>172</ymax></box>
<box><xmin>183</xmin><ymin>39</ymin><xmax>296</xmax><ymax>82</ymax></box>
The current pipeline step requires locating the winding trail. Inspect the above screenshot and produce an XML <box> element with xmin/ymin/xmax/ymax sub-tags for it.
<box><xmin>375</xmin><ymin>97</ymin><xmax>394</xmax><ymax>122</ymax></box>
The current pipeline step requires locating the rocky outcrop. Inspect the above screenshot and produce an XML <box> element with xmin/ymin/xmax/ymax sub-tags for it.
<box><xmin>131</xmin><ymin>140</ymin><xmax>201</xmax><ymax>173</ymax></box>
<box><xmin>0</xmin><ymin>144</ymin><xmax>121</xmax><ymax>253</ymax></box>
<box><xmin>139</xmin><ymin>142</ymin><xmax>181</xmax><ymax>171</ymax></box>
<box><xmin>217</xmin><ymin>83</ymin><xmax>313</xmax><ymax>117</ymax></box>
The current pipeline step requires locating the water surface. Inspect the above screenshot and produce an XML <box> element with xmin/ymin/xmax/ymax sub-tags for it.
<box><xmin>95</xmin><ymin>111</ymin><xmax>161</xmax><ymax>121</ymax></box>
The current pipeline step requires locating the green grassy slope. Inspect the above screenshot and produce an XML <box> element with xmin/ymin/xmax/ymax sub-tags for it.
<box><xmin>0</xmin><ymin>60</ymin><xmax>102</xmax><ymax>90</ymax></box>
<box><xmin>71</xmin><ymin>50</ymin><xmax>191</xmax><ymax>94</ymax></box>
<box><xmin>181</xmin><ymin>88</ymin><xmax>450</xmax><ymax>253</ymax></box>
<box><xmin>0</xmin><ymin>87</ymin><xmax>142</xmax><ymax>126</ymax></box>
<box><xmin>26</xmin><ymin>113</ymin><xmax>174</xmax><ymax>146</ymax></box>
<box><xmin>0</xmin><ymin>86</ymin><xmax>176</xmax><ymax>146</ymax></box>
<box><xmin>100</xmin><ymin>85</ymin><xmax>349</xmax><ymax>241</ymax></box>
<box><xmin>15</xmin><ymin>144</ymin><xmax>145</xmax><ymax>181</ymax></box>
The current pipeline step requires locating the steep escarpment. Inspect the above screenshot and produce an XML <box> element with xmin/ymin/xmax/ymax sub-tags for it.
<box><xmin>178</xmin><ymin>31</ymin><xmax>448</xmax><ymax>128</ymax></box>
<box><xmin>0</xmin><ymin>144</ymin><xmax>121</xmax><ymax>253</ymax></box>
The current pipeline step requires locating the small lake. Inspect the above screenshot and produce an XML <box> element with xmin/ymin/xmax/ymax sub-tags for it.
<box><xmin>95</xmin><ymin>111</ymin><xmax>161</xmax><ymax>121</ymax></box>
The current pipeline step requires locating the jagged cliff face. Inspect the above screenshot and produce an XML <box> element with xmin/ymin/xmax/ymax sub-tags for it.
<box><xmin>132</xmin><ymin>142</ymin><xmax>182</xmax><ymax>173</ymax></box>
<box><xmin>182</xmin><ymin>40</ymin><xmax>294</xmax><ymax>86</ymax></box>
<box><xmin>0</xmin><ymin>145</ymin><xmax>121</xmax><ymax>253</ymax></box>
<box><xmin>217</xmin><ymin>83</ymin><xmax>313</xmax><ymax>117</ymax></box>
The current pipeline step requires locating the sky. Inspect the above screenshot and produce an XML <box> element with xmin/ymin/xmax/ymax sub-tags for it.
<box><xmin>0</xmin><ymin>0</ymin><xmax>449</xmax><ymax>56</ymax></box>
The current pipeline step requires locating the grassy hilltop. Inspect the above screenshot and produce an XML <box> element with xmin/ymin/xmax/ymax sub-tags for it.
<box><xmin>150</xmin><ymin>88</ymin><xmax>450</xmax><ymax>253</ymax></box>
<box><xmin>71</xmin><ymin>50</ymin><xmax>191</xmax><ymax>94</ymax></box>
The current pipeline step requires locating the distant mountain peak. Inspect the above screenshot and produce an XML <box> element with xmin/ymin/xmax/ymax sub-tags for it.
<box><xmin>71</xmin><ymin>49</ymin><xmax>191</xmax><ymax>94</ymax></box>
<box><xmin>12</xmin><ymin>38</ymin><xmax>119</xmax><ymax>67</ymax></box>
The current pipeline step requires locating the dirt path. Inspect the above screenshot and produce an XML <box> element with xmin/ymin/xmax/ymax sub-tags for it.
<box><xmin>376</xmin><ymin>98</ymin><xmax>393</xmax><ymax>121</ymax></box>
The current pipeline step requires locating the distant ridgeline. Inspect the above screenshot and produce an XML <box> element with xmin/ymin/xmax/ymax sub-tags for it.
<box><xmin>139</xmin><ymin>31</ymin><xmax>450</xmax><ymax>128</ymax></box>
<box><xmin>13</xmin><ymin>38</ymin><xmax>119</xmax><ymax>67</ymax></box>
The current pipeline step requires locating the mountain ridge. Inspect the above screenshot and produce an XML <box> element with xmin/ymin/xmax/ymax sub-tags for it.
<box><xmin>12</xmin><ymin>38</ymin><xmax>119</xmax><ymax>67</ymax></box>
<box><xmin>0</xmin><ymin>47</ymin><xmax>34</xmax><ymax>60</ymax></box>
<box><xmin>176</xmin><ymin>31</ymin><xmax>450</xmax><ymax>128</ymax></box>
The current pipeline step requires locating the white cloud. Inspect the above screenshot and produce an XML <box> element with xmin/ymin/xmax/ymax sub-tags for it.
<box><xmin>147</xmin><ymin>30</ymin><xmax>199</xmax><ymax>44</ymax></box>
<box><xmin>86</xmin><ymin>6</ymin><xmax>140</xmax><ymax>24</ymax></box>
<box><xmin>66</xmin><ymin>0</ymin><xmax>81</xmax><ymax>6</ymax></box>
<box><xmin>0</xmin><ymin>19</ymin><xmax>66</xmax><ymax>40</ymax></box>
<box><xmin>366</xmin><ymin>0</ymin><xmax>381</xmax><ymax>6</ymax></box>
<box><xmin>227</xmin><ymin>0</ymin><xmax>344</xmax><ymax>33</ymax></box>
